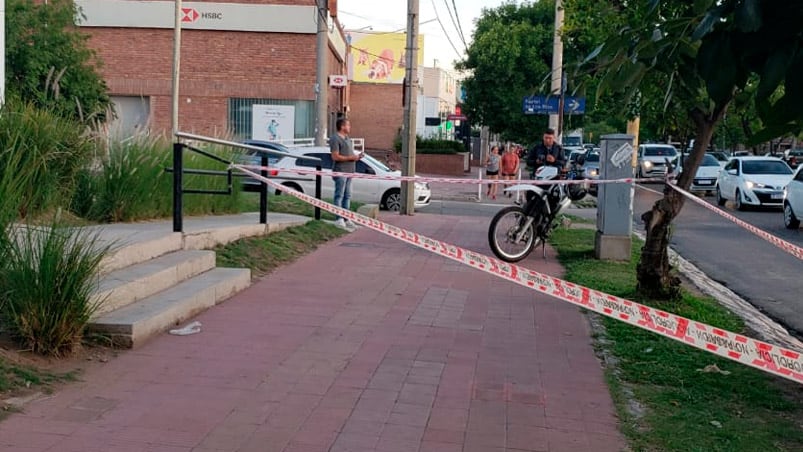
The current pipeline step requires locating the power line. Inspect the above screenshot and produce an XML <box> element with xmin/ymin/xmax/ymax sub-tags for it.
<box><xmin>442</xmin><ymin>0</ymin><xmax>468</xmax><ymax>51</ymax></box>
<box><xmin>451</xmin><ymin>0</ymin><xmax>468</xmax><ymax>50</ymax></box>
<box><xmin>430</xmin><ymin>0</ymin><xmax>464</xmax><ymax>59</ymax></box>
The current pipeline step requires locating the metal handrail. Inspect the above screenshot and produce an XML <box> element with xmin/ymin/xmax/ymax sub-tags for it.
<box><xmin>175</xmin><ymin>131</ymin><xmax>322</xmax><ymax>162</ymax></box>
<box><xmin>171</xmin><ymin>132</ymin><xmax>324</xmax><ymax>232</ymax></box>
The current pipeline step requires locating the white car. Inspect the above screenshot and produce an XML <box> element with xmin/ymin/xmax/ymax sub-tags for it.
<box><xmin>716</xmin><ymin>157</ymin><xmax>795</xmax><ymax>210</ymax></box>
<box><xmin>270</xmin><ymin>146</ymin><xmax>431</xmax><ymax>210</ymax></box>
<box><xmin>676</xmin><ymin>153</ymin><xmax>722</xmax><ymax>195</ymax></box>
<box><xmin>637</xmin><ymin>144</ymin><xmax>679</xmax><ymax>179</ymax></box>
<box><xmin>783</xmin><ymin>166</ymin><xmax>803</xmax><ymax>229</ymax></box>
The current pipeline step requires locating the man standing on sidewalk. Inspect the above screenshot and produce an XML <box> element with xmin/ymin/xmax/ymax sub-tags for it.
<box><xmin>527</xmin><ymin>128</ymin><xmax>566</xmax><ymax>177</ymax></box>
<box><xmin>330</xmin><ymin>118</ymin><xmax>362</xmax><ymax>230</ymax></box>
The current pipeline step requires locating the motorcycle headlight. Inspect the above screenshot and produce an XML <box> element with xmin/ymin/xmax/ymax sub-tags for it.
<box><xmin>589</xmin><ymin>169</ymin><xmax>598</xmax><ymax>177</ymax></box>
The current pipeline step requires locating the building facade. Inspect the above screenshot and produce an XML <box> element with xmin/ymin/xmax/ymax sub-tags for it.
<box><xmin>76</xmin><ymin>0</ymin><xmax>348</xmax><ymax>141</ymax></box>
<box><xmin>417</xmin><ymin>66</ymin><xmax>457</xmax><ymax>139</ymax></box>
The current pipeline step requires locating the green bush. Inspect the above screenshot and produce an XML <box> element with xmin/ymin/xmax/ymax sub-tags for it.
<box><xmin>73</xmin><ymin>137</ymin><xmax>243</xmax><ymax>222</ymax></box>
<box><xmin>0</xmin><ymin>219</ymin><xmax>110</xmax><ymax>356</ymax></box>
<box><xmin>0</xmin><ymin>99</ymin><xmax>94</xmax><ymax>218</ymax></box>
<box><xmin>391</xmin><ymin>134</ymin><xmax>464</xmax><ymax>154</ymax></box>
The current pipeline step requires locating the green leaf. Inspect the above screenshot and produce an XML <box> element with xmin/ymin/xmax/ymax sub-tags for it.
<box><xmin>691</xmin><ymin>8</ymin><xmax>721</xmax><ymax>41</ymax></box>
<box><xmin>582</xmin><ymin>44</ymin><xmax>605</xmax><ymax>65</ymax></box>
<box><xmin>735</xmin><ymin>0</ymin><xmax>762</xmax><ymax>33</ymax></box>
<box><xmin>697</xmin><ymin>32</ymin><xmax>736</xmax><ymax>105</ymax></box>
<box><xmin>756</xmin><ymin>48</ymin><xmax>791</xmax><ymax>100</ymax></box>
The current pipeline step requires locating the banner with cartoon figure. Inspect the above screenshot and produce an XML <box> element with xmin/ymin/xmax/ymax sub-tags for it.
<box><xmin>252</xmin><ymin>105</ymin><xmax>295</xmax><ymax>141</ymax></box>
<box><xmin>346</xmin><ymin>31</ymin><xmax>425</xmax><ymax>84</ymax></box>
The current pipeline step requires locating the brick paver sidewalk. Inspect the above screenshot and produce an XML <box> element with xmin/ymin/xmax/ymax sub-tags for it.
<box><xmin>0</xmin><ymin>213</ymin><xmax>624</xmax><ymax>452</ymax></box>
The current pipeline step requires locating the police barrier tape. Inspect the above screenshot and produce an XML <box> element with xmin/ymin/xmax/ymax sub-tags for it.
<box><xmin>661</xmin><ymin>184</ymin><xmax>803</xmax><ymax>261</ymax></box>
<box><xmin>236</xmin><ymin>164</ymin><xmax>663</xmax><ymax>186</ymax></box>
<box><xmin>233</xmin><ymin>164</ymin><xmax>803</xmax><ymax>384</ymax></box>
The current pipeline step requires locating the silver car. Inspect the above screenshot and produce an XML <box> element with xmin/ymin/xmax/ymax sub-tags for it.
<box><xmin>579</xmin><ymin>150</ymin><xmax>600</xmax><ymax>195</ymax></box>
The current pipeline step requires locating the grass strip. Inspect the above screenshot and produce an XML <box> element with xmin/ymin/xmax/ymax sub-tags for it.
<box><xmin>215</xmin><ymin>220</ymin><xmax>347</xmax><ymax>278</ymax></box>
<box><xmin>550</xmin><ymin>227</ymin><xmax>803</xmax><ymax>451</ymax></box>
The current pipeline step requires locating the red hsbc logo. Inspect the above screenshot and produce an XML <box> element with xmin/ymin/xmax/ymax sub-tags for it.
<box><xmin>181</xmin><ymin>8</ymin><xmax>199</xmax><ymax>22</ymax></box>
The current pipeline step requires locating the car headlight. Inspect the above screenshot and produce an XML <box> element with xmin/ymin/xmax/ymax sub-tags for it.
<box><xmin>643</xmin><ymin>161</ymin><xmax>653</xmax><ymax>169</ymax></box>
<box><xmin>588</xmin><ymin>169</ymin><xmax>598</xmax><ymax>177</ymax></box>
<box><xmin>745</xmin><ymin>181</ymin><xmax>765</xmax><ymax>189</ymax></box>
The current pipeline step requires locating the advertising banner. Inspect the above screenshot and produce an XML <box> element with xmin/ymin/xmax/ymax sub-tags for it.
<box><xmin>346</xmin><ymin>31</ymin><xmax>424</xmax><ymax>84</ymax></box>
<box><xmin>252</xmin><ymin>105</ymin><xmax>295</xmax><ymax>141</ymax></box>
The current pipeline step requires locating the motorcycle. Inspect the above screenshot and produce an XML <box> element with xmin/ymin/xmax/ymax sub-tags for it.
<box><xmin>488</xmin><ymin>164</ymin><xmax>588</xmax><ymax>262</ymax></box>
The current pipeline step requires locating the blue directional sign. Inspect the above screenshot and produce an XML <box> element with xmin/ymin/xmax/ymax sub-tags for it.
<box><xmin>522</xmin><ymin>95</ymin><xmax>585</xmax><ymax>115</ymax></box>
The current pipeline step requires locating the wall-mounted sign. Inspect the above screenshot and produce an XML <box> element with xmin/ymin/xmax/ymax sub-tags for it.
<box><xmin>329</xmin><ymin>75</ymin><xmax>348</xmax><ymax>87</ymax></box>
<box><xmin>75</xmin><ymin>0</ymin><xmax>316</xmax><ymax>33</ymax></box>
<box><xmin>252</xmin><ymin>105</ymin><xmax>296</xmax><ymax>142</ymax></box>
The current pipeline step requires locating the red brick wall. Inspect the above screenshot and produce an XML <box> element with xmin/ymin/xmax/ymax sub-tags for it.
<box><xmin>349</xmin><ymin>83</ymin><xmax>403</xmax><ymax>150</ymax></box>
<box><xmin>416</xmin><ymin>154</ymin><xmax>467</xmax><ymax>176</ymax></box>
<box><xmin>85</xmin><ymin>18</ymin><xmax>347</xmax><ymax>136</ymax></box>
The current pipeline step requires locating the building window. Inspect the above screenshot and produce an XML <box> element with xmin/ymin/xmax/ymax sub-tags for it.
<box><xmin>109</xmin><ymin>95</ymin><xmax>150</xmax><ymax>140</ymax></box>
<box><xmin>228</xmin><ymin>98</ymin><xmax>314</xmax><ymax>142</ymax></box>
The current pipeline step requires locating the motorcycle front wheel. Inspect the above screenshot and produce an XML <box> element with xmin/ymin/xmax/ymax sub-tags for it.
<box><xmin>488</xmin><ymin>206</ymin><xmax>541</xmax><ymax>263</ymax></box>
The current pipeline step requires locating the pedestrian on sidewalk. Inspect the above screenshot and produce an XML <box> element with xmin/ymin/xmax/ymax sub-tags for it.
<box><xmin>330</xmin><ymin>118</ymin><xmax>362</xmax><ymax>230</ymax></box>
<box><xmin>527</xmin><ymin>128</ymin><xmax>566</xmax><ymax>178</ymax></box>
<box><xmin>484</xmin><ymin>145</ymin><xmax>501</xmax><ymax>200</ymax></box>
<box><xmin>501</xmin><ymin>145</ymin><xmax>520</xmax><ymax>197</ymax></box>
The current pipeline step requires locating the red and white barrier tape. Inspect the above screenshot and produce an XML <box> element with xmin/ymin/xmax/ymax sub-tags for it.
<box><xmin>658</xmin><ymin>184</ymin><xmax>803</xmax><ymax>261</ymax></box>
<box><xmin>237</xmin><ymin>164</ymin><xmax>663</xmax><ymax>186</ymax></box>
<box><xmin>233</xmin><ymin>164</ymin><xmax>803</xmax><ymax>384</ymax></box>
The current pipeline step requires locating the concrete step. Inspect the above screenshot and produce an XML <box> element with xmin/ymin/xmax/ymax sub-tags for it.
<box><xmin>88</xmin><ymin>267</ymin><xmax>251</xmax><ymax>348</ymax></box>
<box><xmin>92</xmin><ymin>250</ymin><xmax>217</xmax><ymax>317</ymax></box>
<box><xmin>99</xmin><ymin>231</ymin><xmax>183</xmax><ymax>275</ymax></box>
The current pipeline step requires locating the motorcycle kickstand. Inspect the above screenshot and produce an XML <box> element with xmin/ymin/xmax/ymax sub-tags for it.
<box><xmin>541</xmin><ymin>237</ymin><xmax>548</xmax><ymax>260</ymax></box>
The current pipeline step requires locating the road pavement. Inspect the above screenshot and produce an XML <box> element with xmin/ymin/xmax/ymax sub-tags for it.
<box><xmin>634</xmin><ymin>185</ymin><xmax>803</xmax><ymax>334</ymax></box>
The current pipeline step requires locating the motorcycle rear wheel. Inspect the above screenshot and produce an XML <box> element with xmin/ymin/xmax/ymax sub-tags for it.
<box><xmin>488</xmin><ymin>206</ymin><xmax>540</xmax><ymax>262</ymax></box>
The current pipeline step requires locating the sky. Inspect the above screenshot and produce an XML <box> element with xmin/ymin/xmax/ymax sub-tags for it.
<box><xmin>337</xmin><ymin>0</ymin><xmax>508</xmax><ymax>75</ymax></box>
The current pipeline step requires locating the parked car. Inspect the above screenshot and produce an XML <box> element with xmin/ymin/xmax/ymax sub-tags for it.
<box><xmin>579</xmin><ymin>150</ymin><xmax>600</xmax><ymax>196</ymax></box>
<box><xmin>783</xmin><ymin>166</ymin><xmax>803</xmax><ymax>229</ymax></box>
<box><xmin>716</xmin><ymin>157</ymin><xmax>795</xmax><ymax>210</ymax></box>
<box><xmin>784</xmin><ymin>148</ymin><xmax>803</xmax><ymax>170</ymax></box>
<box><xmin>677</xmin><ymin>153</ymin><xmax>722</xmax><ymax>195</ymax></box>
<box><xmin>636</xmin><ymin>144</ymin><xmax>679</xmax><ymax>179</ymax></box>
<box><xmin>270</xmin><ymin>146</ymin><xmax>431</xmax><ymax>210</ymax></box>
<box><xmin>239</xmin><ymin>140</ymin><xmax>290</xmax><ymax>192</ymax></box>
<box><xmin>707</xmin><ymin>151</ymin><xmax>731</xmax><ymax>166</ymax></box>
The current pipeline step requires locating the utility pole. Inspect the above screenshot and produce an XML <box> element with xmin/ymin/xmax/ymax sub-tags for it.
<box><xmin>171</xmin><ymin>0</ymin><xmax>182</xmax><ymax>138</ymax></box>
<box><xmin>400</xmin><ymin>0</ymin><xmax>419</xmax><ymax>215</ymax></box>
<box><xmin>314</xmin><ymin>0</ymin><xmax>329</xmax><ymax>146</ymax></box>
<box><xmin>548</xmin><ymin>0</ymin><xmax>564</xmax><ymax>142</ymax></box>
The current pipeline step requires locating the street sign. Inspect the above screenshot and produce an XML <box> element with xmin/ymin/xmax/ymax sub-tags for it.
<box><xmin>522</xmin><ymin>95</ymin><xmax>586</xmax><ymax>115</ymax></box>
<box><xmin>446</xmin><ymin>114</ymin><xmax>467</xmax><ymax>121</ymax></box>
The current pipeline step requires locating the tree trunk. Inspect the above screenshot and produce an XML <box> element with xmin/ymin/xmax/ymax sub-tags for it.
<box><xmin>636</xmin><ymin>107</ymin><xmax>723</xmax><ymax>300</ymax></box>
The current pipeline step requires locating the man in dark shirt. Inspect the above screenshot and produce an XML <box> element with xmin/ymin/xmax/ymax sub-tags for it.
<box><xmin>527</xmin><ymin>128</ymin><xmax>566</xmax><ymax>177</ymax></box>
<box><xmin>330</xmin><ymin>118</ymin><xmax>362</xmax><ymax>230</ymax></box>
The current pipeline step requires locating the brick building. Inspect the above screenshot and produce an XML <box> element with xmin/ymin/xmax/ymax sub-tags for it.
<box><xmin>75</xmin><ymin>0</ymin><xmax>349</xmax><ymax>140</ymax></box>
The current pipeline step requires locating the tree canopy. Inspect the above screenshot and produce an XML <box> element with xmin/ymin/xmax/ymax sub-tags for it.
<box><xmin>456</xmin><ymin>1</ymin><xmax>556</xmax><ymax>144</ymax></box>
<box><xmin>6</xmin><ymin>0</ymin><xmax>110</xmax><ymax>122</ymax></box>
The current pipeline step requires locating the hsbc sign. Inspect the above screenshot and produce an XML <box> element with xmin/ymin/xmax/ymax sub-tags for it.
<box><xmin>75</xmin><ymin>0</ymin><xmax>317</xmax><ymax>34</ymax></box>
<box><xmin>182</xmin><ymin>8</ymin><xmax>223</xmax><ymax>23</ymax></box>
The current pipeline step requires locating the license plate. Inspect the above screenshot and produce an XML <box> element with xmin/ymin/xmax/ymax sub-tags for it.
<box><xmin>696</xmin><ymin>180</ymin><xmax>713</xmax><ymax>185</ymax></box>
<box><xmin>771</xmin><ymin>193</ymin><xmax>783</xmax><ymax>200</ymax></box>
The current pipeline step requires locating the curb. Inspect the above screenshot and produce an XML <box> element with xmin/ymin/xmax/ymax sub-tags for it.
<box><xmin>631</xmin><ymin>229</ymin><xmax>803</xmax><ymax>350</ymax></box>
